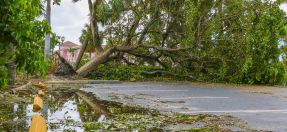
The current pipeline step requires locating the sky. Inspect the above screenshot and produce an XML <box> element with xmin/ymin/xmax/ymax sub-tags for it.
<box><xmin>50</xmin><ymin>0</ymin><xmax>287</xmax><ymax>48</ymax></box>
<box><xmin>50</xmin><ymin>0</ymin><xmax>89</xmax><ymax>46</ymax></box>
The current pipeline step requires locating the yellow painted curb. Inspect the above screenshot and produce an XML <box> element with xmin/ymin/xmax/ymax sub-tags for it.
<box><xmin>29</xmin><ymin>114</ymin><xmax>47</xmax><ymax>132</ymax></box>
<box><xmin>33</xmin><ymin>96</ymin><xmax>43</xmax><ymax>109</ymax></box>
<box><xmin>38</xmin><ymin>90</ymin><xmax>45</xmax><ymax>96</ymax></box>
<box><xmin>33</xmin><ymin>84</ymin><xmax>48</xmax><ymax>90</ymax></box>
<box><xmin>33</xmin><ymin>108</ymin><xmax>41</xmax><ymax>112</ymax></box>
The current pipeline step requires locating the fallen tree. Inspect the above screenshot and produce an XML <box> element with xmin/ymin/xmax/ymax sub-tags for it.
<box><xmin>72</xmin><ymin>0</ymin><xmax>287</xmax><ymax>85</ymax></box>
<box><xmin>54</xmin><ymin>52</ymin><xmax>77</xmax><ymax>76</ymax></box>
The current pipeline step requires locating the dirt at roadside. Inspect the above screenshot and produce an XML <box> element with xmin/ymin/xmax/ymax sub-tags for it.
<box><xmin>239</xmin><ymin>86</ymin><xmax>287</xmax><ymax>98</ymax></box>
<box><xmin>183</xmin><ymin>81</ymin><xmax>287</xmax><ymax>98</ymax></box>
<box><xmin>14</xmin><ymin>74</ymin><xmax>84</xmax><ymax>85</ymax></box>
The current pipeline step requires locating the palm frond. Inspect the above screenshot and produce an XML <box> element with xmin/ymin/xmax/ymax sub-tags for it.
<box><xmin>72</xmin><ymin>0</ymin><xmax>81</xmax><ymax>3</ymax></box>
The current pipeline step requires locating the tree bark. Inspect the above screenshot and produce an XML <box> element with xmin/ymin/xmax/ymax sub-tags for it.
<box><xmin>76</xmin><ymin>44</ymin><xmax>140</xmax><ymax>77</ymax></box>
<box><xmin>5</xmin><ymin>44</ymin><xmax>16</xmax><ymax>85</ymax></box>
<box><xmin>76</xmin><ymin>47</ymin><xmax>116</xmax><ymax>77</ymax></box>
<box><xmin>6</xmin><ymin>62</ymin><xmax>15</xmax><ymax>85</ymax></box>
<box><xmin>44</xmin><ymin>0</ymin><xmax>51</xmax><ymax>61</ymax></box>
<box><xmin>90</xmin><ymin>0</ymin><xmax>104</xmax><ymax>54</ymax></box>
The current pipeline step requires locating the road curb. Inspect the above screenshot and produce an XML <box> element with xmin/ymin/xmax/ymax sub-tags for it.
<box><xmin>5</xmin><ymin>82</ymin><xmax>33</xmax><ymax>95</ymax></box>
<box><xmin>45</xmin><ymin>80</ymin><xmax>121</xmax><ymax>84</ymax></box>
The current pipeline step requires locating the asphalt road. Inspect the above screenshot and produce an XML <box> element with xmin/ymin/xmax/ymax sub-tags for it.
<box><xmin>80</xmin><ymin>82</ymin><xmax>287</xmax><ymax>131</ymax></box>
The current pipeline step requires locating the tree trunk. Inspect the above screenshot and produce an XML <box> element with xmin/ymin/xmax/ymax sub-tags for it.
<box><xmin>76</xmin><ymin>47</ymin><xmax>116</xmax><ymax>77</ymax></box>
<box><xmin>44</xmin><ymin>0</ymin><xmax>51</xmax><ymax>61</ymax></box>
<box><xmin>6</xmin><ymin>62</ymin><xmax>15</xmax><ymax>85</ymax></box>
<box><xmin>76</xmin><ymin>45</ymin><xmax>139</xmax><ymax>77</ymax></box>
<box><xmin>74</xmin><ymin>0</ymin><xmax>94</xmax><ymax>70</ymax></box>
<box><xmin>5</xmin><ymin>44</ymin><xmax>16</xmax><ymax>85</ymax></box>
<box><xmin>73</xmin><ymin>37</ymin><xmax>89</xmax><ymax>70</ymax></box>
<box><xmin>90</xmin><ymin>0</ymin><xmax>104</xmax><ymax>54</ymax></box>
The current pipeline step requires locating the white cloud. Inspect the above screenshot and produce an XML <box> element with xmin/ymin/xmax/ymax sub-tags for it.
<box><xmin>280</xmin><ymin>4</ymin><xmax>287</xmax><ymax>13</ymax></box>
<box><xmin>51</xmin><ymin>0</ymin><xmax>89</xmax><ymax>45</ymax></box>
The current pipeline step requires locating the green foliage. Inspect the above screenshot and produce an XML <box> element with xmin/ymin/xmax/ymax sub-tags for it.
<box><xmin>78</xmin><ymin>59</ymin><xmax>90</xmax><ymax>69</ymax></box>
<box><xmin>78</xmin><ymin>0</ymin><xmax>287</xmax><ymax>85</ymax></box>
<box><xmin>86</xmin><ymin>64</ymin><xmax>155</xmax><ymax>81</ymax></box>
<box><xmin>0</xmin><ymin>0</ymin><xmax>51</xmax><ymax>90</ymax></box>
<box><xmin>86</xmin><ymin>62</ymin><xmax>189</xmax><ymax>81</ymax></box>
<box><xmin>0</xmin><ymin>51</ymin><xmax>14</xmax><ymax>91</ymax></box>
<box><xmin>78</xmin><ymin>24</ymin><xmax>96</xmax><ymax>55</ymax></box>
<box><xmin>97</xmin><ymin>0</ymin><xmax>126</xmax><ymax>26</ymax></box>
<box><xmin>78</xmin><ymin>54</ymin><xmax>91</xmax><ymax>68</ymax></box>
<box><xmin>0</xmin><ymin>51</ymin><xmax>14</xmax><ymax>65</ymax></box>
<box><xmin>180</xmin><ymin>0</ymin><xmax>287</xmax><ymax>85</ymax></box>
<box><xmin>67</xmin><ymin>48</ymin><xmax>77</xmax><ymax>57</ymax></box>
<box><xmin>45</xmin><ymin>59</ymin><xmax>55</xmax><ymax>72</ymax></box>
<box><xmin>0</xmin><ymin>66</ymin><xmax>8</xmax><ymax>92</ymax></box>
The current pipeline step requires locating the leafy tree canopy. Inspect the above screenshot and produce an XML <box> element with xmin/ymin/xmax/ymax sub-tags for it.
<box><xmin>0</xmin><ymin>0</ymin><xmax>51</xmax><ymax>91</ymax></box>
<box><xmin>76</xmin><ymin>0</ymin><xmax>287</xmax><ymax>86</ymax></box>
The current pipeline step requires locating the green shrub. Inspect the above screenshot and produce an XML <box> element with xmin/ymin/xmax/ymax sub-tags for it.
<box><xmin>0</xmin><ymin>66</ymin><xmax>8</xmax><ymax>92</ymax></box>
<box><xmin>85</xmin><ymin>62</ymin><xmax>188</xmax><ymax>81</ymax></box>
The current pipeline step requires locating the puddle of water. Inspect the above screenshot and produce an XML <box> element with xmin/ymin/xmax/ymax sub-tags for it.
<box><xmin>0</xmin><ymin>102</ymin><xmax>29</xmax><ymax>132</ymax></box>
<box><xmin>0</xmin><ymin>89</ymin><xmax>162</xmax><ymax>132</ymax></box>
<box><xmin>0</xmin><ymin>88</ymin><xmax>254</xmax><ymax>131</ymax></box>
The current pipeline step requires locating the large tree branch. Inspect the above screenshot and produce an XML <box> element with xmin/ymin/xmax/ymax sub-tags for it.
<box><xmin>156</xmin><ymin>58</ymin><xmax>168</xmax><ymax>69</ymax></box>
<box><xmin>88</xmin><ymin>0</ymin><xmax>92</xmax><ymax>15</ymax></box>
<box><xmin>127</xmin><ymin>51</ymin><xmax>168</xmax><ymax>69</ymax></box>
<box><xmin>77</xmin><ymin>46</ymin><xmax>116</xmax><ymax>76</ymax></box>
<box><xmin>73</xmin><ymin>37</ymin><xmax>88</xmax><ymax>70</ymax></box>
<box><xmin>139</xmin><ymin>44</ymin><xmax>191</xmax><ymax>52</ymax></box>
<box><xmin>123</xmin><ymin>18</ymin><xmax>141</xmax><ymax>46</ymax></box>
<box><xmin>138</xmin><ymin>0</ymin><xmax>162</xmax><ymax>45</ymax></box>
<box><xmin>91</xmin><ymin>0</ymin><xmax>104</xmax><ymax>53</ymax></box>
<box><xmin>161</xmin><ymin>21</ymin><xmax>174</xmax><ymax>47</ymax></box>
<box><xmin>127</xmin><ymin>51</ymin><xmax>158</xmax><ymax>60</ymax></box>
<box><xmin>77</xmin><ymin>44</ymin><xmax>141</xmax><ymax>76</ymax></box>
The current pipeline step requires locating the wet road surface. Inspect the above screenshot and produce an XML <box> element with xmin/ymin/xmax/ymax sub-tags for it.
<box><xmin>82</xmin><ymin>82</ymin><xmax>287</xmax><ymax>131</ymax></box>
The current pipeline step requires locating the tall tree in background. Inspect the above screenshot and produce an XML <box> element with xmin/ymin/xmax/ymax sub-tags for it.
<box><xmin>44</xmin><ymin>0</ymin><xmax>52</xmax><ymax>61</ymax></box>
<box><xmin>44</xmin><ymin>0</ymin><xmax>61</xmax><ymax>61</ymax></box>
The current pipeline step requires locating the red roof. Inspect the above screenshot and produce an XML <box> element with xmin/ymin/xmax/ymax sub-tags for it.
<box><xmin>71</xmin><ymin>45</ymin><xmax>82</xmax><ymax>49</ymax></box>
<box><xmin>70</xmin><ymin>45</ymin><xmax>106</xmax><ymax>49</ymax></box>
<box><xmin>57</xmin><ymin>41</ymin><xmax>78</xmax><ymax>46</ymax></box>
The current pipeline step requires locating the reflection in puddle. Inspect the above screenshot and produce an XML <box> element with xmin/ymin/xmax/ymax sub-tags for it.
<box><xmin>0</xmin><ymin>89</ymin><xmax>160</xmax><ymax>132</ymax></box>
